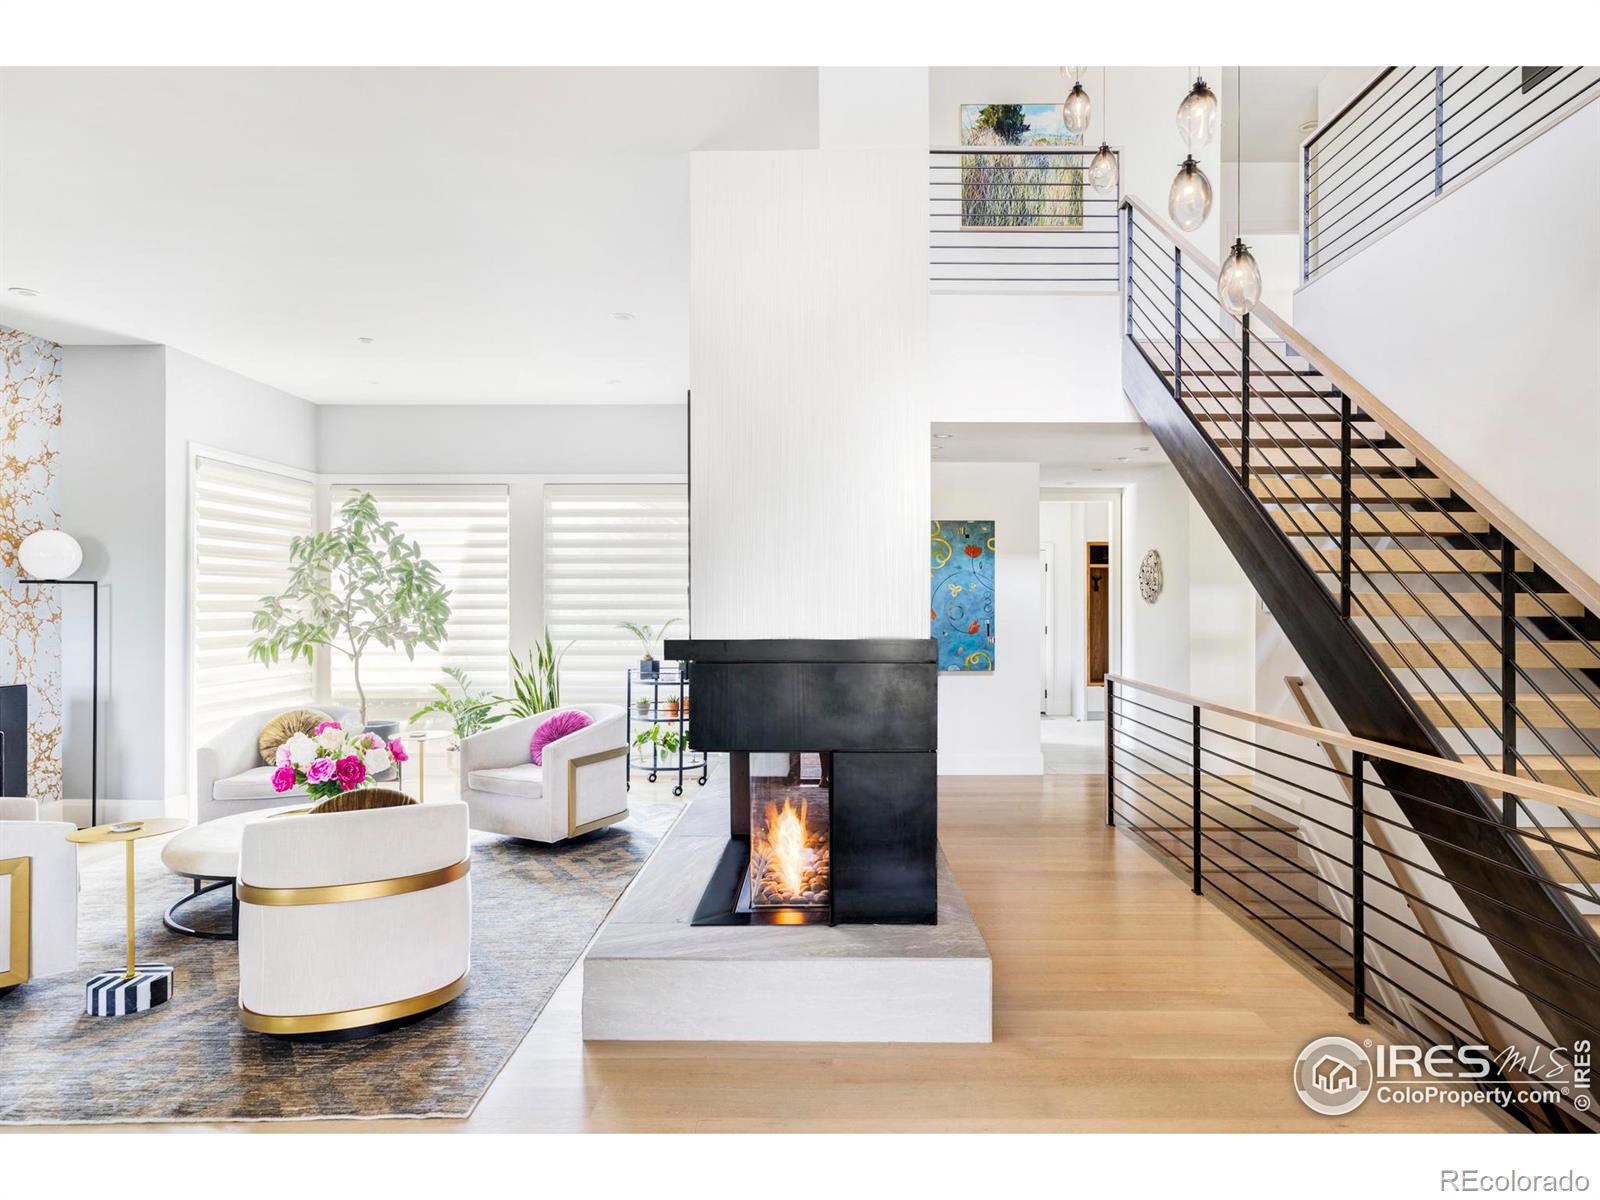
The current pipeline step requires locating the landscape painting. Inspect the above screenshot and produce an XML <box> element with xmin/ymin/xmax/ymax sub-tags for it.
<box><xmin>957</xmin><ymin>103</ymin><xmax>1084</xmax><ymax>229</ymax></box>
<box><xmin>931</xmin><ymin>520</ymin><xmax>996</xmax><ymax>672</ymax></box>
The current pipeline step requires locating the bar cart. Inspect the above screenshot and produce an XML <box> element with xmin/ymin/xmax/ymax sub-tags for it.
<box><xmin>625</xmin><ymin>663</ymin><xmax>708</xmax><ymax>796</ymax></box>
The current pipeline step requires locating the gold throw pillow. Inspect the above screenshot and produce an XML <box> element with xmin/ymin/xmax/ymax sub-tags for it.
<box><xmin>258</xmin><ymin>708</ymin><xmax>333</xmax><ymax>765</ymax></box>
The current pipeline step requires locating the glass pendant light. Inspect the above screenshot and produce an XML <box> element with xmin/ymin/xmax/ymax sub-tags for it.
<box><xmin>1176</xmin><ymin>74</ymin><xmax>1219</xmax><ymax>147</ymax></box>
<box><xmin>1218</xmin><ymin>239</ymin><xmax>1263</xmax><ymax>317</ymax></box>
<box><xmin>1089</xmin><ymin>143</ymin><xmax>1118</xmax><ymax>191</ymax></box>
<box><xmin>1217</xmin><ymin>72</ymin><xmax>1261</xmax><ymax>317</ymax></box>
<box><xmin>1088</xmin><ymin>67</ymin><xmax>1118</xmax><ymax>191</ymax></box>
<box><xmin>1168</xmin><ymin>155</ymin><xmax>1212</xmax><ymax>231</ymax></box>
<box><xmin>1062</xmin><ymin>81</ymin><xmax>1092</xmax><ymax>136</ymax></box>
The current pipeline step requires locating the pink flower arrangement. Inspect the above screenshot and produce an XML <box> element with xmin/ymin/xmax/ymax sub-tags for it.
<box><xmin>270</xmin><ymin>724</ymin><xmax>405</xmax><ymax>802</ymax></box>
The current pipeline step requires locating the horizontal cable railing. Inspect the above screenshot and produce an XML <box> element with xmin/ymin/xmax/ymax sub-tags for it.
<box><xmin>1302</xmin><ymin>66</ymin><xmax>1600</xmax><ymax>280</ymax></box>
<box><xmin>1122</xmin><ymin>196</ymin><xmax>1600</xmax><ymax>894</ymax></box>
<box><xmin>1106</xmin><ymin>673</ymin><xmax>1600</xmax><ymax>1134</ymax></box>
<box><xmin>929</xmin><ymin>146</ymin><xmax>1120</xmax><ymax>290</ymax></box>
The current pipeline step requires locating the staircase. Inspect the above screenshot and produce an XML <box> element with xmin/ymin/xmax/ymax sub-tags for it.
<box><xmin>1117</xmin><ymin>195</ymin><xmax>1600</xmax><ymax>1063</ymax></box>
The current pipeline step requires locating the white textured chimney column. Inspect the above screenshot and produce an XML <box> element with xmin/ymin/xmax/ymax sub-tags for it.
<box><xmin>687</xmin><ymin>70</ymin><xmax>930</xmax><ymax>639</ymax></box>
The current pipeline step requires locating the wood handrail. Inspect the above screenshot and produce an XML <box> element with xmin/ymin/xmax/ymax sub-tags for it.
<box><xmin>1108</xmin><ymin>672</ymin><xmax>1600</xmax><ymax>820</ymax></box>
<box><xmin>1121</xmin><ymin>194</ymin><xmax>1600</xmax><ymax>618</ymax></box>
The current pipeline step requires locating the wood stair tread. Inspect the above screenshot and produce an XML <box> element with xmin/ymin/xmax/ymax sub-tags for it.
<box><xmin>1379</xmin><ymin>639</ymin><xmax>1600</xmax><ymax>671</ymax></box>
<box><xmin>1300</xmin><ymin>547</ymin><xmax>1534</xmax><ymax>575</ymax></box>
<box><xmin>1413</xmin><ymin>693</ymin><xmax>1600</xmax><ymax>730</ymax></box>
<box><xmin>1223</xmin><ymin>445</ymin><xmax>1418</xmax><ymax>471</ymax></box>
<box><xmin>1346</xmin><ymin>589</ymin><xmax>1583</xmax><ymax>619</ymax></box>
<box><xmin>1273</xmin><ymin>508</ymin><xmax>1491</xmax><ymax>536</ymax></box>
<box><xmin>1252</xmin><ymin>475</ymin><xmax>1453</xmax><ymax>500</ymax></box>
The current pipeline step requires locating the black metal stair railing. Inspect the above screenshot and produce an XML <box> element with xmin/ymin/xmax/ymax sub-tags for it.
<box><xmin>1106</xmin><ymin>674</ymin><xmax>1600</xmax><ymax>1133</ymax></box>
<box><xmin>1303</xmin><ymin>66</ymin><xmax>1600</xmax><ymax>280</ymax></box>
<box><xmin>1121</xmin><ymin>198</ymin><xmax>1600</xmax><ymax>907</ymax></box>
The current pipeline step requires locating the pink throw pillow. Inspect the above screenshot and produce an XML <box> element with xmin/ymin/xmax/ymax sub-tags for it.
<box><xmin>529</xmin><ymin>709</ymin><xmax>593</xmax><ymax>766</ymax></box>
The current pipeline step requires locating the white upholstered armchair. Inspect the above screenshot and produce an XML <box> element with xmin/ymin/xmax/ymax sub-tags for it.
<box><xmin>237</xmin><ymin>796</ymin><xmax>470</xmax><ymax>1036</ymax></box>
<box><xmin>0</xmin><ymin>797</ymin><xmax>78</xmax><ymax>990</ymax></box>
<box><xmin>460</xmin><ymin>704</ymin><xmax>627</xmax><ymax>842</ymax></box>
<box><xmin>195</xmin><ymin>704</ymin><xmax>362</xmax><ymax>824</ymax></box>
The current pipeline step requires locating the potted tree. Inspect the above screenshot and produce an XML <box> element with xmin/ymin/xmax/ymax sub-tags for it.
<box><xmin>619</xmin><ymin>619</ymin><xmax>680</xmax><ymax>681</ymax></box>
<box><xmin>249</xmin><ymin>491</ymin><xmax>452</xmax><ymax>742</ymax></box>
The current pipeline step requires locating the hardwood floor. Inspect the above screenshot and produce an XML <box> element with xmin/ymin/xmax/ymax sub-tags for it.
<box><xmin>12</xmin><ymin>770</ymin><xmax>1507</xmax><ymax>1134</ymax></box>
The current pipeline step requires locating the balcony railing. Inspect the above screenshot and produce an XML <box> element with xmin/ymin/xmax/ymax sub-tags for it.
<box><xmin>1106</xmin><ymin>673</ymin><xmax>1600</xmax><ymax>1134</ymax></box>
<box><xmin>928</xmin><ymin>146</ymin><xmax>1120</xmax><ymax>291</ymax></box>
<box><xmin>1302</xmin><ymin>66</ymin><xmax>1600</xmax><ymax>281</ymax></box>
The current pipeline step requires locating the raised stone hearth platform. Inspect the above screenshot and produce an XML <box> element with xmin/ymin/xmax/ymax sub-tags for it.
<box><xmin>582</xmin><ymin>787</ymin><xmax>992</xmax><ymax>1042</ymax></box>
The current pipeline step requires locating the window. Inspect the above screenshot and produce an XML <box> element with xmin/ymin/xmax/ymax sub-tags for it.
<box><xmin>191</xmin><ymin>455</ymin><xmax>316</xmax><ymax>738</ymax></box>
<box><xmin>543</xmin><ymin>484</ymin><xmax>688</xmax><ymax>704</ymax></box>
<box><xmin>327</xmin><ymin>483</ymin><xmax>511</xmax><ymax>717</ymax></box>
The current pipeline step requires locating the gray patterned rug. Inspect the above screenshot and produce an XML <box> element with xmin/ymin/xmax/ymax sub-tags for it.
<box><xmin>0</xmin><ymin>801</ymin><xmax>679</xmax><ymax>1124</ymax></box>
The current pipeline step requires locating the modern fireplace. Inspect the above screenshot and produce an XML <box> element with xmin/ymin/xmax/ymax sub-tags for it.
<box><xmin>670</xmin><ymin>639</ymin><xmax>938</xmax><ymax>927</ymax></box>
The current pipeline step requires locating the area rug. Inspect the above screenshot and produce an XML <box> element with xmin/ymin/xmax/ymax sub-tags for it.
<box><xmin>0</xmin><ymin>800</ymin><xmax>679</xmax><ymax>1124</ymax></box>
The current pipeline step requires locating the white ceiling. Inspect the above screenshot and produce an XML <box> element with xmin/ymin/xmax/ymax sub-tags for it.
<box><xmin>932</xmin><ymin>420</ymin><xmax>1169</xmax><ymax>487</ymax></box>
<box><xmin>0</xmin><ymin>67</ymin><xmax>818</xmax><ymax>404</ymax></box>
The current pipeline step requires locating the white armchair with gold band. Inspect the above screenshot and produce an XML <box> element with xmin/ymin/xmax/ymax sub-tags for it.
<box><xmin>0</xmin><ymin>797</ymin><xmax>79</xmax><ymax>991</ymax></box>
<box><xmin>460</xmin><ymin>704</ymin><xmax>628</xmax><ymax>843</ymax></box>
<box><xmin>236</xmin><ymin>796</ymin><xmax>470</xmax><ymax>1036</ymax></box>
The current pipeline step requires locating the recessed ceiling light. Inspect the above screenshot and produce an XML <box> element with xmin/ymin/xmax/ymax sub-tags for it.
<box><xmin>611</xmin><ymin>312</ymin><xmax>635</xmax><ymax>322</ymax></box>
<box><xmin>1299</xmin><ymin>119</ymin><xmax>1320</xmax><ymax>133</ymax></box>
<box><xmin>7</xmin><ymin>286</ymin><xmax>39</xmax><ymax>298</ymax></box>
<box><xmin>932</xmin><ymin>432</ymin><xmax>954</xmax><ymax>440</ymax></box>
<box><xmin>1136</xmin><ymin>445</ymin><xmax>1151</xmax><ymax>452</ymax></box>
<box><xmin>1091</xmin><ymin>467</ymin><xmax>1104</xmax><ymax>473</ymax></box>
<box><xmin>604</xmin><ymin>379</ymin><xmax>622</xmax><ymax>386</ymax></box>
<box><xmin>1115</xmin><ymin>456</ymin><xmax>1129</xmax><ymax>462</ymax></box>
<box><xmin>357</xmin><ymin>336</ymin><xmax>374</xmax><ymax>344</ymax></box>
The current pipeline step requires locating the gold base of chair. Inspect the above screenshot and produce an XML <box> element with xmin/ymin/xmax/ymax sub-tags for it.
<box><xmin>239</xmin><ymin>970</ymin><xmax>468</xmax><ymax>1037</ymax></box>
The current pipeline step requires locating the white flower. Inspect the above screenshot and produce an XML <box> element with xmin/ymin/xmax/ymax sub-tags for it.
<box><xmin>317</xmin><ymin>726</ymin><xmax>344</xmax><ymax>752</ymax></box>
<box><xmin>285</xmin><ymin>732</ymin><xmax>317</xmax><ymax>767</ymax></box>
<box><xmin>363</xmin><ymin>747</ymin><xmax>392</xmax><ymax>775</ymax></box>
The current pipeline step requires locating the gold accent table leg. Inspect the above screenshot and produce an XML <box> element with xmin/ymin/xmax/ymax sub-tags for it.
<box><xmin>124</xmin><ymin>840</ymin><xmax>136</xmax><ymax>979</ymax></box>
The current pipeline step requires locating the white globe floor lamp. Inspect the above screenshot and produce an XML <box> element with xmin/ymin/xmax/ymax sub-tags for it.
<box><xmin>17</xmin><ymin>529</ymin><xmax>98</xmax><ymax>826</ymax></box>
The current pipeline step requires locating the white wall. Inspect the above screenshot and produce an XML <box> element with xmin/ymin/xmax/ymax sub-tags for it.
<box><xmin>934</xmin><ymin>462</ymin><xmax>1043</xmax><ymax>774</ymax></box>
<box><xmin>1120</xmin><ymin>466</ymin><xmax>1191</xmax><ymax>692</ymax></box>
<box><xmin>926</xmin><ymin>68</ymin><xmax>1226</xmax><ymax>425</ymax></box>
<box><xmin>688</xmin><ymin>147</ymin><xmax>928</xmax><ymax>638</ymax></box>
<box><xmin>1294</xmin><ymin>100</ymin><xmax>1600</xmax><ymax>581</ymax></box>
<box><xmin>314</xmin><ymin>404</ymin><xmax>685</xmax><ymax>476</ymax></box>
<box><xmin>58</xmin><ymin>345</ymin><xmax>169</xmax><ymax>816</ymax></box>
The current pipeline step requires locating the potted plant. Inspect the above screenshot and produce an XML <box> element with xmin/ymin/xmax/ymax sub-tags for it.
<box><xmin>410</xmin><ymin>667</ymin><xmax>505</xmax><ymax>774</ymax></box>
<box><xmin>619</xmin><ymin>619</ymin><xmax>680</xmax><ymax>681</ymax></box>
<box><xmin>632</xmin><ymin>723</ymin><xmax>684</xmax><ymax>765</ymax></box>
<box><xmin>501</xmin><ymin>629</ymin><xmax>572</xmax><ymax>718</ymax></box>
<box><xmin>250</xmin><ymin>491</ymin><xmax>451</xmax><ymax>742</ymax></box>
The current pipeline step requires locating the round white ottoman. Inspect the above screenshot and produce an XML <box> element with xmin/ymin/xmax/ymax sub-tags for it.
<box><xmin>161</xmin><ymin>804</ymin><xmax>309</xmax><ymax>939</ymax></box>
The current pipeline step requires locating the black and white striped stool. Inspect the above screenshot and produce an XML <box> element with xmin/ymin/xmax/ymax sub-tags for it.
<box><xmin>85</xmin><ymin>963</ymin><xmax>174</xmax><ymax>1016</ymax></box>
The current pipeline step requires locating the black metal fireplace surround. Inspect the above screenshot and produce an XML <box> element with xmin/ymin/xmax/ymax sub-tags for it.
<box><xmin>665</xmin><ymin>638</ymin><xmax>938</xmax><ymax>926</ymax></box>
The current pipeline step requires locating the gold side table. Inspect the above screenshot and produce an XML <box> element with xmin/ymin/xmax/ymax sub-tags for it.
<box><xmin>66</xmin><ymin>817</ymin><xmax>186</xmax><ymax>1016</ymax></box>
<box><xmin>405</xmin><ymin>729</ymin><xmax>454</xmax><ymax>803</ymax></box>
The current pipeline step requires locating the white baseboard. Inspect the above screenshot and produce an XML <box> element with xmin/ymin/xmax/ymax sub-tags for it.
<box><xmin>938</xmin><ymin>751</ymin><xmax>1045</xmax><ymax>776</ymax></box>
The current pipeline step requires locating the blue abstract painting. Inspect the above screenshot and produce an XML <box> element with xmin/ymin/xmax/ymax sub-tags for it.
<box><xmin>931</xmin><ymin>520</ymin><xmax>995</xmax><ymax>672</ymax></box>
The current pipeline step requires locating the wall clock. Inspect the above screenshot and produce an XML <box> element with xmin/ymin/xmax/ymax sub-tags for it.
<box><xmin>1138</xmin><ymin>550</ymin><xmax>1163</xmax><ymax>603</ymax></box>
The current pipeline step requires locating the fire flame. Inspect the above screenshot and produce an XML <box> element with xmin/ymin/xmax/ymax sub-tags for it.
<box><xmin>758</xmin><ymin>798</ymin><xmax>814</xmax><ymax>900</ymax></box>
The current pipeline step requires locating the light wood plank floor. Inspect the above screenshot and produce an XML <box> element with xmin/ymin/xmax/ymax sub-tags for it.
<box><xmin>12</xmin><ymin>771</ymin><xmax>1507</xmax><ymax>1133</ymax></box>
